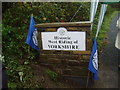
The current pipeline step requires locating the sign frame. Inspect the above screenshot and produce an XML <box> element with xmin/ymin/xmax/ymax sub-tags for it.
<box><xmin>41</xmin><ymin>27</ymin><xmax>86</xmax><ymax>51</ymax></box>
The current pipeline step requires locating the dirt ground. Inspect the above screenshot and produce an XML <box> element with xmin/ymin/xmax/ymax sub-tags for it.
<box><xmin>30</xmin><ymin>63</ymin><xmax>92</xmax><ymax>88</ymax></box>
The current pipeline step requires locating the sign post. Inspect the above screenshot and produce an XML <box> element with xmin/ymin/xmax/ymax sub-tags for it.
<box><xmin>35</xmin><ymin>22</ymin><xmax>92</xmax><ymax>87</ymax></box>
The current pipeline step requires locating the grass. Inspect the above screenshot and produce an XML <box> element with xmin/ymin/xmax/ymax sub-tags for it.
<box><xmin>92</xmin><ymin>5</ymin><xmax>120</xmax><ymax>50</ymax></box>
<box><xmin>46</xmin><ymin>69</ymin><xmax>58</xmax><ymax>81</ymax></box>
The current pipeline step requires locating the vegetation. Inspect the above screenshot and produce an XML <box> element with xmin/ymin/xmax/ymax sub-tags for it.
<box><xmin>2</xmin><ymin>2</ymin><xmax>90</xmax><ymax>88</ymax></box>
<box><xmin>92</xmin><ymin>4</ymin><xmax>120</xmax><ymax>50</ymax></box>
<box><xmin>46</xmin><ymin>70</ymin><xmax>58</xmax><ymax>81</ymax></box>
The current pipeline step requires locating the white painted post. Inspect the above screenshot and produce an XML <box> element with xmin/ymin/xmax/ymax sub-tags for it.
<box><xmin>96</xmin><ymin>4</ymin><xmax>108</xmax><ymax>38</ymax></box>
<box><xmin>90</xmin><ymin>0</ymin><xmax>99</xmax><ymax>30</ymax></box>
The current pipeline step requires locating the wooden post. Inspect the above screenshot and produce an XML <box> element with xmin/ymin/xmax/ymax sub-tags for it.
<box><xmin>86</xmin><ymin>71</ymin><xmax>90</xmax><ymax>88</ymax></box>
<box><xmin>27</xmin><ymin>14</ymin><xmax>33</xmax><ymax>59</ymax></box>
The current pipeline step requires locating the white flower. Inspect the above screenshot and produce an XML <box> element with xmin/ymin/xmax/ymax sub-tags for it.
<box><xmin>0</xmin><ymin>54</ymin><xmax>5</xmax><ymax>62</ymax></box>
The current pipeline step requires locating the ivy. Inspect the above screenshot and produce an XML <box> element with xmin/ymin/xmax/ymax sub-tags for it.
<box><xmin>2</xmin><ymin>2</ymin><xmax>90</xmax><ymax>88</ymax></box>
